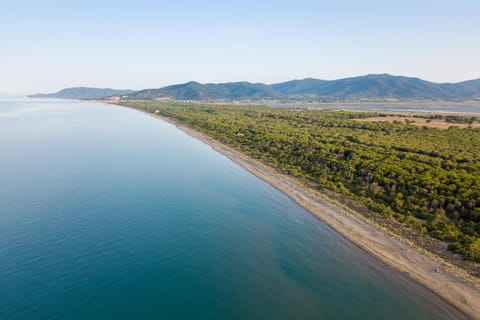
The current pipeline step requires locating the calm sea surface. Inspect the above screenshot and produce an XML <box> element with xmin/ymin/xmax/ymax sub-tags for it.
<box><xmin>0</xmin><ymin>99</ymin><xmax>466</xmax><ymax>319</ymax></box>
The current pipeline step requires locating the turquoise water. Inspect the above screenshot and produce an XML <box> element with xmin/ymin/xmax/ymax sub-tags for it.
<box><xmin>0</xmin><ymin>99</ymin><xmax>466</xmax><ymax>319</ymax></box>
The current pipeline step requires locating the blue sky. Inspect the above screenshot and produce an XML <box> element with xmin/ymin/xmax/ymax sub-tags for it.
<box><xmin>1</xmin><ymin>0</ymin><xmax>479</xmax><ymax>93</ymax></box>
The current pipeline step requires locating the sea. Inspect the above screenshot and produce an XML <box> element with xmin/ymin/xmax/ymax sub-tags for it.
<box><xmin>0</xmin><ymin>98</ymin><xmax>467</xmax><ymax>319</ymax></box>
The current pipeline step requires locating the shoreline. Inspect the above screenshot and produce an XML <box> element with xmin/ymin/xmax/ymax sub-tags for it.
<box><xmin>122</xmin><ymin>104</ymin><xmax>480</xmax><ymax>319</ymax></box>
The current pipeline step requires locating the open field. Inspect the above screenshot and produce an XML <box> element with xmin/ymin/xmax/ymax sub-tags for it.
<box><xmin>354</xmin><ymin>116</ymin><xmax>480</xmax><ymax>129</ymax></box>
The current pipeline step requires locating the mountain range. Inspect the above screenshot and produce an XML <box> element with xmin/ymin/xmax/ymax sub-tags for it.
<box><xmin>124</xmin><ymin>74</ymin><xmax>480</xmax><ymax>101</ymax></box>
<box><xmin>28</xmin><ymin>87</ymin><xmax>134</xmax><ymax>99</ymax></box>
<box><xmin>29</xmin><ymin>74</ymin><xmax>480</xmax><ymax>101</ymax></box>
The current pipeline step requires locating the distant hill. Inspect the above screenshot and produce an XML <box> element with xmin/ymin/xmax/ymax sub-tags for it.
<box><xmin>124</xmin><ymin>74</ymin><xmax>480</xmax><ymax>101</ymax></box>
<box><xmin>129</xmin><ymin>81</ymin><xmax>282</xmax><ymax>101</ymax></box>
<box><xmin>29</xmin><ymin>87</ymin><xmax>134</xmax><ymax>100</ymax></box>
<box><xmin>270</xmin><ymin>78</ymin><xmax>326</xmax><ymax>96</ymax></box>
<box><xmin>297</xmin><ymin>74</ymin><xmax>451</xmax><ymax>99</ymax></box>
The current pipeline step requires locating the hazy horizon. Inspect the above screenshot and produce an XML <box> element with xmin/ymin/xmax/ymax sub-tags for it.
<box><xmin>5</xmin><ymin>73</ymin><xmax>480</xmax><ymax>96</ymax></box>
<box><xmin>1</xmin><ymin>1</ymin><xmax>479</xmax><ymax>93</ymax></box>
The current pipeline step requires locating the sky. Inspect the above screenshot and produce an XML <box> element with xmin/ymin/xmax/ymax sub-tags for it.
<box><xmin>1</xmin><ymin>0</ymin><xmax>479</xmax><ymax>93</ymax></box>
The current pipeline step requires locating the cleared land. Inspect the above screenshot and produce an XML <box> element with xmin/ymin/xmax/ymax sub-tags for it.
<box><xmin>355</xmin><ymin>116</ymin><xmax>480</xmax><ymax>129</ymax></box>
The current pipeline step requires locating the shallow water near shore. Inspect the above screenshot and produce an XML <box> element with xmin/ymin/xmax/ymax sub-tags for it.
<box><xmin>0</xmin><ymin>99</ymin><xmax>467</xmax><ymax>319</ymax></box>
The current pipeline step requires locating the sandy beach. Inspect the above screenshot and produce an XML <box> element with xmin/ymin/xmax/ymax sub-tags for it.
<box><xmin>142</xmin><ymin>111</ymin><xmax>480</xmax><ymax>319</ymax></box>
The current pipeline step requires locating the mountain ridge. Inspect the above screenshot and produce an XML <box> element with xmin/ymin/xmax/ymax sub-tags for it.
<box><xmin>124</xmin><ymin>74</ymin><xmax>480</xmax><ymax>101</ymax></box>
<box><xmin>29</xmin><ymin>74</ymin><xmax>480</xmax><ymax>101</ymax></box>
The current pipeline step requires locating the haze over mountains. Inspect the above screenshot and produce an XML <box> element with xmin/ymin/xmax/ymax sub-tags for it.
<box><xmin>28</xmin><ymin>87</ymin><xmax>134</xmax><ymax>100</ymax></box>
<box><xmin>29</xmin><ymin>74</ymin><xmax>480</xmax><ymax>101</ymax></box>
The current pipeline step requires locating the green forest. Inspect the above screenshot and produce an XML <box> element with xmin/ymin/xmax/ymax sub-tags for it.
<box><xmin>121</xmin><ymin>101</ymin><xmax>480</xmax><ymax>262</ymax></box>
